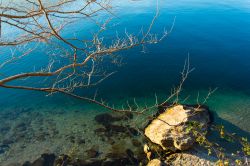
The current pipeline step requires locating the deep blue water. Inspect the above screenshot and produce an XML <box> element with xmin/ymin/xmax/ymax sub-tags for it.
<box><xmin>1</xmin><ymin>0</ymin><xmax>250</xmax><ymax>134</ymax></box>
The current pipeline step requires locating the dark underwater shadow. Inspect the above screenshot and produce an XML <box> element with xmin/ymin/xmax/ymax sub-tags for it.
<box><xmin>208</xmin><ymin>109</ymin><xmax>250</xmax><ymax>153</ymax></box>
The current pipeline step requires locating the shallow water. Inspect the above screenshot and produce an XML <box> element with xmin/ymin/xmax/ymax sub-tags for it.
<box><xmin>0</xmin><ymin>0</ymin><xmax>250</xmax><ymax>164</ymax></box>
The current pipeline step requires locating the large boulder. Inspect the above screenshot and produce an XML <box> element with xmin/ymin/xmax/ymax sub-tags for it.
<box><xmin>144</xmin><ymin>104</ymin><xmax>210</xmax><ymax>151</ymax></box>
<box><xmin>147</xmin><ymin>159</ymin><xmax>165</xmax><ymax>166</ymax></box>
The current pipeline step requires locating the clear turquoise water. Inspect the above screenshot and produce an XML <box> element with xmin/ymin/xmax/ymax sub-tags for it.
<box><xmin>1</xmin><ymin>0</ymin><xmax>250</xmax><ymax>143</ymax></box>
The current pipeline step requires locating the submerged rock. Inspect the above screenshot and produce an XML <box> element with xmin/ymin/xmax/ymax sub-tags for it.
<box><xmin>54</xmin><ymin>154</ymin><xmax>71</xmax><ymax>166</ymax></box>
<box><xmin>0</xmin><ymin>125</ymin><xmax>10</xmax><ymax>133</ymax></box>
<box><xmin>0</xmin><ymin>144</ymin><xmax>10</xmax><ymax>154</ymax></box>
<box><xmin>78</xmin><ymin>158</ymin><xmax>103</xmax><ymax>166</ymax></box>
<box><xmin>144</xmin><ymin>104</ymin><xmax>210</xmax><ymax>151</ymax></box>
<box><xmin>102</xmin><ymin>157</ymin><xmax>131</xmax><ymax>166</ymax></box>
<box><xmin>94</xmin><ymin>113</ymin><xmax>116</xmax><ymax>126</ymax></box>
<box><xmin>126</xmin><ymin>149</ymin><xmax>139</xmax><ymax>164</ymax></box>
<box><xmin>85</xmin><ymin>147</ymin><xmax>99</xmax><ymax>158</ymax></box>
<box><xmin>77</xmin><ymin>138</ymin><xmax>85</xmax><ymax>144</ymax></box>
<box><xmin>31</xmin><ymin>153</ymin><xmax>56</xmax><ymax>166</ymax></box>
<box><xmin>2</xmin><ymin>138</ymin><xmax>14</xmax><ymax>145</ymax></box>
<box><xmin>131</xmin><ymin>139</ymin><xmax>142</xmax><ymax>147</ymax></box>
<box><xmin>95</xmin><ymin>123</ymin><xmax>139</xmax><ymax>138</ymax></box>
<box><xmin>94</xmin><ymin>112</ymin><xmax>133</xmax><ymax>127</ymax></box>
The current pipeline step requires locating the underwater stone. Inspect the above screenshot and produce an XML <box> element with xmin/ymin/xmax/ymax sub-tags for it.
<box><xmin>35</xmin><ymin>132</ymin><xmax>47</xmax><ymax>141</ymax></box>
<box><xmin>94</xmin><ymin>113</ymin><xmax>116</xmax><ymax>126</ymax></box>
<box><xmin>131</xmin><ymin>139</ymin><xmax>142</xmax><ymax>147</ymax></box>
<box><xmin>95</xmin><ymin>127</ymin><xmax>106</xmax><ymax>134</ymax></box>
<box><xmin>144</xmin><ymin>104</ymin><xmax>210</xmax><ymax>151</ymax></box>
<box><xmin>31</xmin><ymin>153</ymin><xmax>56</xmax><ymax>166</ymax></box>
<box><xmin>2</xmin><ymin>138</ymin><xmax>14</xmax><ymax>145</ymax></box>
<box><xmin>107</xmin><ymin>138</ymin><xmax>115</xmax><ymax>145</ymax></box>
<box><xmin>94</xmin><ymin>112</ymin><xmax>133</xmax><ymax>127</ymax></box>
<box><xmin>54</xmin><ymin>154</ymin><xmax>71</xmax><ymax>166</ymax></box>
<box><xmin>127</xmin><ymin>126</ymin><xmax>139</xmax><ymax>136</ymax></box>
<box><xmin>79</xmin><ymin>158</ymin><xmax>102</xmax><ymax>166</ymax></box>
<box><xmin>77</xmin><ymin>138</ymin><xmax>85</xmax><ymax>144</ymax></box>
<box><xmin>0</xmin><ymin>148</ymin><xmax>4</xmax><ymax>154</ymax></box>
<box><xmin>0</xmin><ymin>144</ymin><xmax>10</xmax><ymax>154</ymax></box>
<box><xmin>14</xmin><ymin>122</ymin><xmax>27</xmax><ymax>132</ymax></box>
<box><xmin>105</xmin><ymin>124</ymin><xmax>127</xmax><ymax>133</ymax></box>
<box><xmin>126</xmin><ymin>149</ymin><xmax>138</xmax><ymax>164</ymax></box>
<box><xmin>0</xmin><ymin>126</ymin><xmax>10</xmax><ymax>133</ymax></box>
<box><xmin>94</xmin><ymin>112</ymin><xmax>137</xmax><ymax>139</ymax></box>
<box><xmin>85</xmin><ymin>147</ymin><xmax>99</xmax><ymax>158</ymax></box>
<box><xmin>123</xmin><ymin>112</ymin><xmax>134</xmax><ymax>119</ymax></box>
<box><xmin>65</xmin><ymin>135</ymin><xmax>76</xmax><ymax>143</ymax></box>
<box><xmin>102</xmin><ymin>157</ymin><xmax>131</xmax><ymax>166</ymax></box>
<box><xmin>22</xmin><ymin>161</ymin><xmax>32</xmax><ymax>166</ymax></box>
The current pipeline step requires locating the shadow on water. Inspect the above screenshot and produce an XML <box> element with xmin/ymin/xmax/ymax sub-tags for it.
<box><xmin>208</xmin><ymin>109</ymin><xmax>250</xmax><ymax>153</ymax></box>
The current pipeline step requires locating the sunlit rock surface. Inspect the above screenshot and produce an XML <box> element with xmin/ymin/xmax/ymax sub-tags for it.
<box><xmin>147</xmin><ymin>158</ymin><xmax>165</xmax><ymax>166</ymax></box>
<box><xmin>144</xmin><ymin>104</ymin><xmax>210</xmax><ymax>151</ymax></box>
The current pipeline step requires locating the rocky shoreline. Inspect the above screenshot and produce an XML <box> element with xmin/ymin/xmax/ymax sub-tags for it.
<box><xmin>1</xmin><ymin>104</ymin><xmax>248</xmax><ymax>166</ymax></box>
<box><xmin>22</xmin><ymin>105</ymin><xmax>214</xmax><ymax>166</ymax></box>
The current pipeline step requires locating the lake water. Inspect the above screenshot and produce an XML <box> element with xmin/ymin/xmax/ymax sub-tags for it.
<box><xmin>0</xmin><ymin>0</ymin><xmax>250</xmax><ymax>164</ymax></box>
